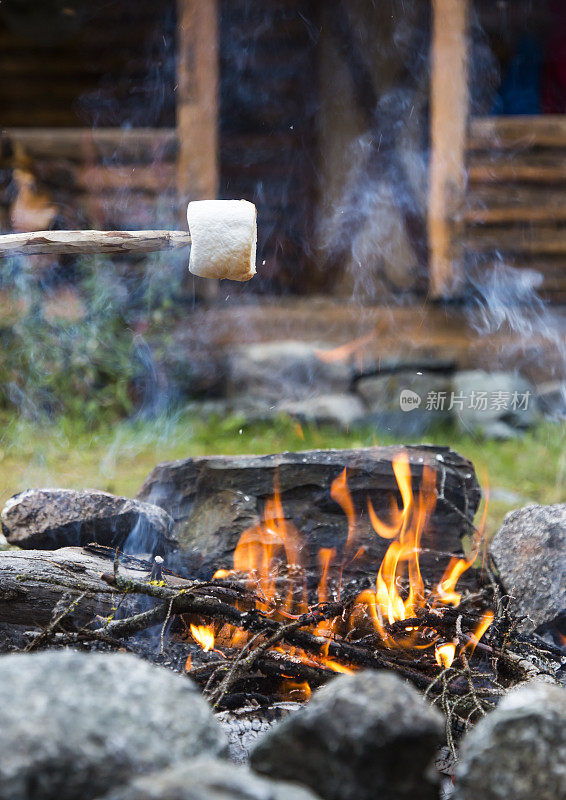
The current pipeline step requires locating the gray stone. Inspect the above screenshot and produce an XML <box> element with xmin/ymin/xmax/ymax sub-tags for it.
<box><xmin>0</xmin><ymin>650</ymin><xmax>227</xmax><ymax>800</ymax></box>
<box><xmin>536</xmin><ymin>380</ymin><xmax>566</xmax><ymax>419</ymax></box>
<box><xmin>454</xmin><ymin>682</ymin><xmax>566</xmax><ymax>800</ymax></box>
<box><xmin>1</xmin><ymin>488</ymin><xmax>176</xmax><ymax>555</ymax></box>
<box><xmin>95</xmin><ymin>758</ymin><xmax>320</xmax><ymax>800</ymax></box>
<box><xmin>453</xmin><ymin>371</ymin><xmax>536</xmax><ymax>433</ymax></box>
<box><xmin>159</xmin><ymin>343</ymin><xmax>226</xmax><ymax>400</ymax></box>
<box><xmin>277</xmin><ymin>393</ymin><xmax>366</xmax><ymax>428</ymax></box>
<box><xmin>250</xmin><ymin>670</ymin><xmax>444</xmax><ymax>800</ymax></box>
<box><xmin>354</xmin><ymin>370</ymin><xmax>453</xmax><ymax>435</ymax></box>
<box><xmin>490</xmin><ymin>504</ymin><xmax>566</xmax><ymax>632</ymax></box>
<box><xmin>355</xmin><ymin>370</ymin><xmax>453</xmax><ymax>414</ymax></box>
<box><xmin>186</xmin><ymin>397</ymin><xmax>277</xmax><ymax>425</ymax></box>
<box><xmin>227</xmin><ymin>341</ymin><xmax>352</xmax><ymax>402</ymax></box>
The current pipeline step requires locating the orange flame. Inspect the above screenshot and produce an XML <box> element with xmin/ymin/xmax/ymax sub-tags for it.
<box><xmin>361</xmin><ymin>454</ymin><xmax>436</xmax><ymax>640</ymax></box>
<box><xmin>435</xmin><ymin>642</ymin><xmax>456</xmax><ymax>669</ymax></box>
<box><xmin>317</xmin><ymin>548</ymin><xmax>336</xmax><ymax>605</ymax></box>
<box><xmin>324</xmin><ymin>659</ymin><xmax>355</xmax><ymax>674</ymax></box>
<box><xmin>464</xmin><ymin>610</ymin><xmax>494</xmax><ymax>656</ymax></box>
<box><xmin>331</xmin><ymin>468</ymin><xmax>357</xmax><ymax>556</ymax></box>
<box><xmin>190</xmin><ymin>624</ymin><xmax>215</xmax><ymax>652</ymax></box>
<box><xmin>207</xmin><ymin>452</ymin><xmax>491</xmax><ymax>677</ymax></box>
<box><xmin>314</xmin><ymin>332</ymin><xmax>375</xmax><ymax>364</ymax></box>
<box><xmin>233</xmin><ymin>474</ymin><xmax>306</xmax><ymax>616</ymax></box>
<box><xmin>280</xmin><ymin>680</ymin><xmax>312</xmax><ymax>700</ymax></box>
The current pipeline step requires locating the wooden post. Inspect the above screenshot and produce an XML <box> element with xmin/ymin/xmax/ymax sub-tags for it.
<box><xmin>428</xmin><ymin>0</ymin><xmax>469</xmax><ymax>298</ymax></box>
<box><xmin>176</xmin><ymin>0</ymin><xmax>219</xmax><ymax>298</ymax></box>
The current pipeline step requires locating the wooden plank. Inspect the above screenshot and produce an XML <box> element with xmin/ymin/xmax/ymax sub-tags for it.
<box><xmin>176</xmin><ymin>0</ymin><xmax>219</xmax><ymax>202</ymax></box>
<box><xmin>464</xmin><ymin>205</ymin><xmax>566</xmax><ymax>225</ymax></box>
<box><xmin>465</xmin><ymin>225</ymin><xmax>566</xmax><ymax>255</ymax></box>
<box><xmin>176</xmin><ymin>0</ymin><xmax>219</xmax><ymax>299</ymax></box>
<box><xmin>0</xmin><ymin>230</ymin><xmax>191</xmax><ymax>258</ymax></box>
<box><xmin>469</xmin><ymin>116</ymin><xmax>566</xmax><ymax>151</ymax></box>
<box><xmin>428</xmin><ymin>0</ymin><xmax>469</xmax><ymax>298</ymax></box>
<box><xmin>1</xmin><ymin>128</ymin><xmax>178</xmax><ymax>163</ymax></box>
<box><xmin>76</xmin><ymin>164</ymin><xmax>177</xmax><ymax>194</ymax></box>
<box><xmin>469</xmin><ymin>162</ymin><xmax>566</xmax><ymax>184</ymax></box>
<box><xmin>468</xmin><ymin>185</ymin><xmax>566</xmax><ymax>208</ymax></box>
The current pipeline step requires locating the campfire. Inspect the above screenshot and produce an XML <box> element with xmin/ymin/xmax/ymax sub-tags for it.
<box><xmin>185</xmin><ymin>453</ymin><xmax>494</xmax><ymax>688</ymax></box>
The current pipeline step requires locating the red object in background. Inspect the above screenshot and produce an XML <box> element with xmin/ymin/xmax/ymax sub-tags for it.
<box><xmin>542</xmin><ymin>0</ymin><xmax>566</xmax><ymax>113</ymax></box>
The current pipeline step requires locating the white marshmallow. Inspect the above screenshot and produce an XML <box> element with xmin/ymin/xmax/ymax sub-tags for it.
<box><xmin>187</xmin><ymin>199</ymin><xmax>257</xmax><ymax>281</ymax></box>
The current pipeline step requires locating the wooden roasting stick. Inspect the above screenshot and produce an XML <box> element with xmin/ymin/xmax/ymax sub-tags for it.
<box><xmin>0</xmin><ymin>199</ymin><xmax>258</xmax><ymax>281</ymax></box>
<box><xmin>0</xmin><ymin>230</ymin><xmax>191</xmax><ymax>257</ymax></box>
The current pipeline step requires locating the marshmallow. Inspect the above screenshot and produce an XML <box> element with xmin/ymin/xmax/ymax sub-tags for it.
<box><xmin>187</xmin><ymin>199</ymin><xmax>257</xmax><ymax>281</ymax></box>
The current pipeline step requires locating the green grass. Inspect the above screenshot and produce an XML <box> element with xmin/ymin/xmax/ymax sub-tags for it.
<box><xmin>1</xmin><ymin>411</ymin><xmax>564</xmax><ymax>539</ymax></box>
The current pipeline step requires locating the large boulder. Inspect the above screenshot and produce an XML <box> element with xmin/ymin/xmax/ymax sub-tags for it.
<box><xmin>1</xmin><ymin>488</ymin><xmax>176</xmax><ymax>555</ymax></box>
<box><xmin>454</xmin><ymin>682</ymin><xmax>566</xmax><ymax>800</ymax></box>
<box><xmin>0</xmin><ymin>650</ymin><xmax>227</xmax><ymax>800</ymax></box>
<box><xmin>137</xmin><ymin>446</ymin><xmax>481</xmax><ymax>586</ymax></box>
<box><xmin>95</xmin><ymin>758</ymin><xmax>320</xmax><ymax>800</ymax></box>
<box><xmin>250</xmin><ymin>670</ymin><xmax>444</xmax><ymax>800</ymax></box>
<box><xmin>490</xmin><ymin>504</ymin><xmax>566</xmax><ymax>632</ymax></box>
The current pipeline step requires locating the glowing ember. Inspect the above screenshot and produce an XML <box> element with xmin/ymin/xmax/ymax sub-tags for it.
<box><xmin>435</xmin><ymin>642</ymin><xmax>456</xmax><ymax>669</ymax></box>
<box><xmin>190</xmin><ymin>624</ymin><xmax>215</xmax><ymax>652</ymax></box>
<box><xmin>212</xmin><ymin>568</ymin><xmax>232</xmax><ymax>579</ymax></box>
<box><xmin>280</xmin><ymin>680</ymin><xmax>312</xmax><ymax>700</ymax></box>
<box><xmin>324</xmin><ymin>659</ymin><xmax>355</xmax><ymax>675</ymax></box>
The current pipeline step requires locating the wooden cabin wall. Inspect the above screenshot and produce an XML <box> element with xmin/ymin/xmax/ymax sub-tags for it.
<box><xmin>1</xmin><ymin>0</ymin><xmax>320</xmax><ymax>296</ymax></box>
<box><xmin>462</xmin><ymin>0</ymin><xmax>566</xmax><ymax>305</ymax></box>
<box><xmin>0</xmin><ymin>0</ymin><xmax>177</xmax><ymax>128</ymax></box>
<box><xmin>0</xmin><ymin>0</ymin><xmax>179</xmax><ymax>236</ymax></box>
<box><xmin>218</xmin><ymin>0</ymin><xmax>318</xmax><ymax>293</ymax></box>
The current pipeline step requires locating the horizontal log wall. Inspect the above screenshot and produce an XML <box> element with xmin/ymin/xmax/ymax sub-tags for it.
<box><xmin>0</xmin><ymin>128</ymin><xmax>179</xmax><ymax>232</ymax></box>
<box><xmin>464</xmin><ymin>116</ymin><xmax>566</xmax><ymax>304</ymax></box>
<box><xmin>0</xmin><ymin>0</ymin><xmax>176</xmax><ymax>128</ymax></box>
<box><xmin>0</xmin><ymin>0</ymin><xmax>318</xmax><ymax>291</ymax></box>
<box><xmin>0</xmin><ymin>0</ymin><xmax>179</xmax><ymax>233</ymax></box>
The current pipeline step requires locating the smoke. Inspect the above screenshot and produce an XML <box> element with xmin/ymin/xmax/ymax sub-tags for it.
<box><xmin>467</xmin><ymin>259</ymin><xmax>566</xmax><ymax>397</ymax></box>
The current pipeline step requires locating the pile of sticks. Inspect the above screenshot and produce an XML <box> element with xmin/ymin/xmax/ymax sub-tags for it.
<box><xmin>1</xmin><ymin>544</ymin><xmax>562</xmax><ymax>751</ymax></box>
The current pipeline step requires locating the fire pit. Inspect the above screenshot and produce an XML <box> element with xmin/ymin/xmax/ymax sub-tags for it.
<box><xmin>1</xmin><ymin>444</ymin><xmax>562</xmax><ymax>774</ymax></box>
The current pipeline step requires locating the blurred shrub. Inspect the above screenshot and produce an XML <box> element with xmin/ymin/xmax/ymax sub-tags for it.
<box><xmin>0</xmin><ymin>254</ymin><xmax>182</xmax><ymax>422</ymax></box>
